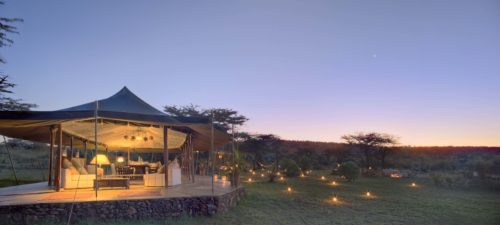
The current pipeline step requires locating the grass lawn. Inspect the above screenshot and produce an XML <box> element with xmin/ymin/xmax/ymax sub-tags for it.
<box><xmin>56</xmin><ymin>170</ymin><xmax>500</xmax><ymax>225</ymax></box>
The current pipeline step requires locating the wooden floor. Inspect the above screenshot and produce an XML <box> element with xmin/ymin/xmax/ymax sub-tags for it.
<box><xmin>0</xmin><ymin>176</ymin><xmax>233</xmax><ymax>206</ymax></box>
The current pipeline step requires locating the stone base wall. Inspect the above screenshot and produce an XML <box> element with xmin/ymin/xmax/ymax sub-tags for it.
<box><xmin>0</xmin><ymin>187</ymin><xmax>245</xmax><ymax>225</ymax></box>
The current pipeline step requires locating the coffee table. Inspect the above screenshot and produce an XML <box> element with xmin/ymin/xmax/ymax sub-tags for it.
<box><xmin>94</xmin><ymin>178</ymin><xmax>130</xmax><ymax>190</ymax></box>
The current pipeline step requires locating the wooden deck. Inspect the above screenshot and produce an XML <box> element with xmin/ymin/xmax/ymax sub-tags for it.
<box><xmin>0</xmin><ymin>176</ymin><xmax>233</xmax><ymax>206</ymax></box>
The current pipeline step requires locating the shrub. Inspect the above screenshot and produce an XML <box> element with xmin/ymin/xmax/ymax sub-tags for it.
<box><xmin>297</xmin><ymin>157</ymin><xmax>312</xmax><ymax>172</ymax></box>
<box><xmin>430</xmin><ymin>172</ymin><xmax>471</xmax><ymax>189</ymax></box>
<box><xmin>281</xmin><ymin>159</ymin><xmax>301</xmax><ymax>177</ymax></box>
<box><xmin>339</xmin><ymin>161</ymin><xmax>360</xmax><ymax>181</ymax></box>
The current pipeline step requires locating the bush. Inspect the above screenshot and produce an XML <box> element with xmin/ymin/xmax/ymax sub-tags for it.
<box><xmin>339</xmin><ymin>161</ymin><xmax>360</xmax><ymax>181</ymax></box>
<box><xmin>281</xmin><ymin>159</ymin><xmax>301</xmax><ymax>177</ymax></box>
<box><xmin>430</xmin><ymin>172</ymin><xmax>471</xmax><ymax>189</ymax></box>
<box><xmin>297</xmin><ymin>157</ymin><xmax>312</xmax><ymax>172</ymax></box>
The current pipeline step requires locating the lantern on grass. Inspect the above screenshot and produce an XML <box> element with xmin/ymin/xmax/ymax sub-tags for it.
<box><xmin>332</xmin><ymin>193</ymin><xmax>338</xmax><ymax>203</ymax></box>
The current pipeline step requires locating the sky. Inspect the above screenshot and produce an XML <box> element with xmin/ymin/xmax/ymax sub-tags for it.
<box><xmin>1</xmin><ymin>0</ymin><xmax>499</xmax><ymax>146</ymax></box>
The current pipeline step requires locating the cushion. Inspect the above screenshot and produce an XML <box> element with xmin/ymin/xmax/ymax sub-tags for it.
<box><xmin>62</xmin><ymin>158</ymin><xmax>73</xmax><ymax>169</ymax></box>
<box><xmin>69</xmin><ymin>166</ymin><xmax>80</xmax><ymax>175</ymax></box>
<box><xmin>157</xmin><ymin>165</ymin><xmax>165</xmax><ymax>174</ymax></box>
<box><xmin>71</xmin><ymin>158</ymin><xmax>83</xmax><ymax>169</ymax></box>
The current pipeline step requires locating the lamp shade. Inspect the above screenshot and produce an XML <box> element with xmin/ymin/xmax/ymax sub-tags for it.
<box><xmin>116</xmin><ymin>156</ymin><xmax>125</xmax><ymax>163</ymax></box>
<box><xmin>90</xmin><ymin>154</ymin><xmax>111</xmax><ymax>166</ymax></box>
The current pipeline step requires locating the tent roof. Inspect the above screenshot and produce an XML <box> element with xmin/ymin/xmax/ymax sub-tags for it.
<box><xmin>59</xmin><ymin>87</ymin><xmax>167</xmax><ymax>116</ymax></box>
<box><xmin>0</xmin><ymin>87</ymin><xmax>230</xmax><ymax>151</ymax></box>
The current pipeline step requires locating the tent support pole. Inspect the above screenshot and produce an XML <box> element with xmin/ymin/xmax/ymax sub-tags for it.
<box><xmin>70</xmin><ymin>136</ymin><xmax>73</xmax><ymax>158</ymax></box>
<box><xmin>83</xmin><ymin>141</ymin><xmax>87</xmax><ymax>164</ymax></box>
<box><xmin>94</xmin><ymin>100</ymin><xmax>99</xmax><ymax>199</ymax></box>
<box><xmin>211</xmin><ymin>115</ymin><xmax>214</xmax><ymax>195</ymax></box>
<box><xmin>163</xmin><ymin>126</ymin><xmax>169</xmax><ymax>190</ymax></box>
<box><xmin>2</xmin><ymin>136</ymin><xmax>19</xmax><ymax>185</ymax></box>
<box><xmin>48</xmin><ymin>126</ymin><xmax>55</xmax><ymax>186</ymax></box>
<box><xmin>55</xmin><ymin>124</ymin><xmax>63</xmax><ymax>192</ymax></box>
<box><xmin>190</xmin><ymin>134</ymin><xmax>195</xmax><ymax>183</ymax></box>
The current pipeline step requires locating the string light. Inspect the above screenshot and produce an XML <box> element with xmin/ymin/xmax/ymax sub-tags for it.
<box><xmin>252</xmin><ymin>171</ymin><xmax>256</xmax><ymax>175</ymax></box>
<box><xmin>331</xmin><ymin>181</ymin><xmax>337</xmax><ymax>185</ymax></box>
<box><xmin>260</xmin><ymin>173</ymin><xmax>265</xmax><ymax>177</ymax></box>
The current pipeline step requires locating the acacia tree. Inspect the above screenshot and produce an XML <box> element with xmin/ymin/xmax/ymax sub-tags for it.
<box><xmin>163</xmin><ymin>104</ymin><xmax>248</xmax><ymax>132</ymax></box>
<box><xmin>341</xmin><ymin>132</ymin><xmax>398</xmax><ymax>169</ymax></box>
<box><xmin>0</xmin><ymin>1</ymin><xmax>36</xmax><ymax>111</ymax></box>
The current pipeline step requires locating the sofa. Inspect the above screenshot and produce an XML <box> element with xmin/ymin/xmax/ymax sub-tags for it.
<box><xmin>143</xmin><ymin>160</ymin><xmax>181</xmax><ymax>187</ymax></box>
<box><xmin>61</xmin><ymin>157</ymin><xmax>96</xmax><ymax>189</ymax></box>
<box><xmin>62</xmin><ymin>169</ymin><xmax>96</xmax><ymax>189</ymax></box>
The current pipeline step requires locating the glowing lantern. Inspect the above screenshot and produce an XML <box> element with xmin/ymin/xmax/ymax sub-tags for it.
<box><xmin>249</xmin><ymin>169</ymin><xmax>253</xmax><ymax>173</ymax></box>
<box><xmin>321</xmin><ymin>176</ymin><xmax>325</xmax><ymax>180</ymax></box>
<box><xmin>366</xmin><ymin>191</ymin><xmax>371</xmax><ymax>197</ymax></box>
<box><xmin>300</xmin><ymin>173</ymin><xmax>305</xmax><ymax>177</ymax></box>
<box><xmin>252</xmin><ymin>171</ymin><xmax>256</xmax><ymax>175</ymax></box>
<box><xmin>333</xmin><ymin>196</ymin><xmax>338</xmax><ymax>202</ymax></box>
<box><xmin>248</xmin><ymin>178</ymin><xmax>252</xmax><ymax>182</ymax></box>
<box><xmin>331</xmin><ymin>181</ymin><xmax>337</xmax><ymax>185</ymax></box>
<box><xmin>280</xmin><ymin>176</ymin><xmax>284</xmax><ymax>181</ymax></box>
<box><xmin>213</xmin><ymin>174</ymin><xmax>218</xmax><ymax>180</ymax></box>
<box><xmin>411</xmin><ymin>182</ymin><xmax>416</xmax><ymax>187</ymax></box>
<box><xmin>277</xmin><ymin>172</ymin><xmax>281</xmax><ymax>176</ymax></box>
<box><xmin>221</xmin><ymin>176</ymin><xmax>227</xmax><ymax>182</ymax></box>
<box><xmin>260</xmin><ymin>173</ymin><xmax>265</xmax><ymax>177</ymax></box>
<box><xmin>287</xmin><ymin>187</ymin><xmax>292</xmax><ymax>192</ymax></box>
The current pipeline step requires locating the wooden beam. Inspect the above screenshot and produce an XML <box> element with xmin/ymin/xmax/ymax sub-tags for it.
<box><xmin>54</xmin><ymin>124</ymin><xmax>63</xmax><ymax>192</ymax></box>
<box><xmin>163</xmin><ymin>126</ymin><xmax>169</xmax><ymax>189</ymax></box>
<box><xmin>48</xmin><ymin>126</ymin><xmax>55</xmax><ymax>186</ymax></box>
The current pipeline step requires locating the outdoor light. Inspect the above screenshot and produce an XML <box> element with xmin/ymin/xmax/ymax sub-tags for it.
<box><xmin>280</xmin><ymin>176</ymin><xmax>284</xmax><ymax>181</ymax></box>
<box><xmin>287</xmin><ymin>187</ymin><xmax>292</xmax><ymax>192</ymax></box>
<box><xmin>366</xmin><ymin>191</ymin><xmax>371</xmax><ymax>197</ymax></box>
<box><xmin>333</xmin><ymin>196</ymin><xmax>338</xmax><ymax>202</ymax></box>
<box><xmin>221</xmin><ymin>176</ymin><xmax>227</xmax><ymax>183</ymax></box>
<box><xmin>331</xmin><ymin>181</ymin><xmax>337</xmax><ymax>185</ymax></box>
<box><xmin>249</xmin><ymin>169</ymin><xmax>253</xmax><ymax>173</ymax></box>
<box><xmin>248</xmin><ymin>178</ymin><xmax>252</xmax><ymax>182</ymax></box>
<box><xmin>261</xmin><ymin>173</ymin><xmax>264</xmax><ymax>177</ymax></box>
<box><xmin>321</xmin><ymin>176</ymin><xmax>325</xmax><ymax>180</ymax></box>
<box><xmin>213</xmin><ymin>174</ymin><xmax>218</xmax><ymax>180</ymax></box>
<box><xmin>411</xmin><ymin>182</ymin><xmax>416</xmax><ymax>187</ymax></box>
<box><xmin>252</xmin><ymin>171</ymin><xmax>256</xmax><ymax>175</ymax></box>
<box><xmin>300</xmin><ymin>173</ymin><xmax>305</xmax><ymax>177</ymax></box>
<box><xmin>276</xmin><ymin>172</ymin><xmax>281</xmax><ymax>176</ymax></box>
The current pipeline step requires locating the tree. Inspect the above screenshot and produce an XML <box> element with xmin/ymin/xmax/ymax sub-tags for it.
<box><xmin>341</xmin><ymin>132</ymin><xmax>398</xmax><ymax>169</ymax></box>
<box><xmin>163</xmin><ymin>104</ymin><xmax>248</xmax><ymax>132</ymax></box>
<box><xmin>0</xmin><ymin>1</ymin><xmax>23</xmax><ymax>64</ymax></box>
<box><xmin>0</xmin><ymin>2</ymin><xmax>36</xmax><ymax>111</ymax></box>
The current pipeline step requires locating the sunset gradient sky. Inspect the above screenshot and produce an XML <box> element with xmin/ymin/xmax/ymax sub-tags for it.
<box><xmin>2</xmin><ymin>0</ymin><xmax>499</xmax><ymax>146</ymax></box>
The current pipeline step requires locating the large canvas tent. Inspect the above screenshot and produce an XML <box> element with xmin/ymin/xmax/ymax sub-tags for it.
<box><xmin>0</xmin><ymin>87</ymin><xmax>230</xmax><ymax>151</ymax></box>
<box><xmin>0</xmin><ymin>87</ymin><xmax>231</xmax><ymax>191</ymax></box>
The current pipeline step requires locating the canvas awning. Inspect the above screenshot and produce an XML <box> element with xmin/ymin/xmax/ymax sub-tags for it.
<box><xmin>0</xmin><ymin>87</ymin><xmax>230</xmax><ymax>152</ymax></box>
